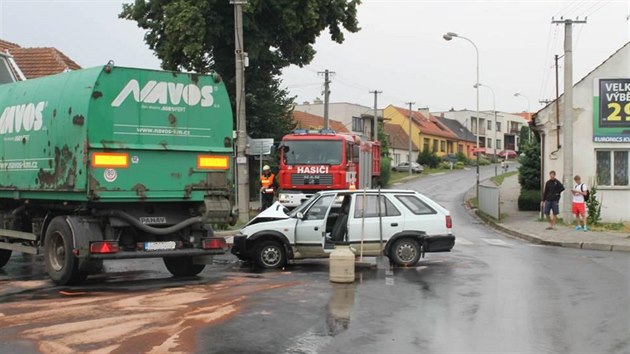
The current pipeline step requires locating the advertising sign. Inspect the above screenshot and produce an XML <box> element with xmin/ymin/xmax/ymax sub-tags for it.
<box><xmin>593</xmin><ymin>78</ymin><xmax>630</xmax><ymax>142</ymax></box>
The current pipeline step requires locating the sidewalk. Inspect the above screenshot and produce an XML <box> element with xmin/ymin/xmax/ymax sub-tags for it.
<box><xmin>470</xmin><ymin>173</ymin><xmax>630</xmax><ymax>252</ymax></box>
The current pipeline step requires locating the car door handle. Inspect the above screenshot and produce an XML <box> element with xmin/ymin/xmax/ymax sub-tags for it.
<box><xmin>314</xmin><ymin>226</ymin><xmax>319</xmax><ymax>231</ymax></box>
<box><xmin>391</xmin><ymin>223</ymin><xmax>398</xmax><ymax>227</ymax></box>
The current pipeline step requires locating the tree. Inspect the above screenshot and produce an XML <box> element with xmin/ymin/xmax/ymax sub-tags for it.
<box><xmin>518</xmin><ymin>126</ymin><xmax>530</xmax><ymax>152</ymax></box>
<box><xmin>378</xmin><ymin>122</ymin><xmax>390</xmax><ymax>157</ymax></box>
<box><xmin>120</xmin><ymin>0</ymin><xmax>361</xmax><ymax>141</ymax></box>
<box><xmin>518</xmin><ymin>139</ymin><xmax>541</xmax><ymax>191</ymax></box>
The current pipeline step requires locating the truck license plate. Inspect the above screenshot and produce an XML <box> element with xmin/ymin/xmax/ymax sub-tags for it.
<box><xmin>144</xmin><ymin>241</ymin><xmax>177</xmax><ymax>251</ymax></box>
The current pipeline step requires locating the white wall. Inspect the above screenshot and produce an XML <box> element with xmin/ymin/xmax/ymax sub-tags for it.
<box><xmin>294</xmin><ymin>103</ymin><xmax>382</xmax><ymax>138</ymax></box>
<box><xmin>536</xmin><ymin>43</ymin><xmax>630</xmax><ymax>222</ymax></box>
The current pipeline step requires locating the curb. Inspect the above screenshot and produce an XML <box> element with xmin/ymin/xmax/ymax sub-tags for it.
<box><xmin>464</xmin><ymin>185</ymin><xmax>629</xmax><ymax>253</ymax></box>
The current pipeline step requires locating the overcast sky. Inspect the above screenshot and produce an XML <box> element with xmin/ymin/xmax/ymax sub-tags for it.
<box><xmin>1</xmin><ymin>0</ymin><xmax>629</xmax><ymax>113</ymax></box>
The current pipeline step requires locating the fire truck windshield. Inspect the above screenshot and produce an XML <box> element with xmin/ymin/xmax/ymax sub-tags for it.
<box><xmin>282</xmin><ymin>140</ymin><xmax>343</xmax><ymax>165</ymax></box>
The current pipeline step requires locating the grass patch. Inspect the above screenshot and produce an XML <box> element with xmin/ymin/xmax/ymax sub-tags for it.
<box><xmin>490</xmin><ymin>171</ymin><xmax>518</xmax><ymax>186</ymax></box>
<box><xmin>468</xmin><ymin>197</ymin><xmax>478</xmax><ymax>208</ymax></box>
<box><xmin>585</xmin><ymin>222</ymin><xmax>630</xmax><ymax>233</ymax></box>
<box><xmin>389</xmin><ymin>171</ymin><xmax>418</xmax><ymax>183</ymax></box>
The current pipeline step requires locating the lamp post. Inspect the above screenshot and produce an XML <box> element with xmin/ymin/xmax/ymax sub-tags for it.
<box><xmin>475</xmin><ymin>83</ymin><xmax>497</xmax><ymax>168</ymax></box>
<box><xmin>514</xmin><ymin>92</ymin><xmax>532</xmax><ymax>143</ymax></box>
<box><xmin>443</xmin><ymin>31</ymin><xmax>480</xmax><ymax>197</ymax></box>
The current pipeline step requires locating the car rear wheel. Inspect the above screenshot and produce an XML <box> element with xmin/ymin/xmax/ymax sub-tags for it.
<box><xmin>389</xmin><ymin>238</ymin><xmax>421</xmax><ymax>267</ymax></box>
<box><xmin>163</xmin><ymin>256</ymin><xmax>206</xmax><ymax>277</ymax></box>
<box><xmin>254</xmin><ymin>240</ymin><xmax>286</xmax><ymax>269</ymax></box>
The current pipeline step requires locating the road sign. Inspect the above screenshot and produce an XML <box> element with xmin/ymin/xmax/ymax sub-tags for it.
<box><xmin>246</xmin><ymin>138</ymin><xmax>274</xmax><ymax>155</ymax></box>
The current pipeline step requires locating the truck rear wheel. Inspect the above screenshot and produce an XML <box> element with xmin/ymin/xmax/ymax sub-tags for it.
<box><xmin>44</xmin><ymin>216</ymin><xmax>88</xmax><ymax>285</ymax></box>
<box><xmin>163</xmin><ymin>256</ymin><xmax>205</xmax><ymax>277</ymax></box>
<box><xmin>0</xmin><ymin>249</ymin><xmax>11</xmax><ymax>268</ymax></box>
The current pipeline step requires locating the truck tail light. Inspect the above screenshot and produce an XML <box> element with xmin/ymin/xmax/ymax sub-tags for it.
<box><xmin>90</xmin><ymin>241</ymin><xmax>120</xmax><ymax>254</ymax></box>
<box><xmin>202</xmin><ymin>238</ymin><xmax>227</xmax><ymax>250</ymax></box>
<box><xmin>197</xmin><ymin>155</ymin><xmax>229</xmax><ymax>170</ymax></box>
<box><xmin>92</xmin><ymin>152</ymin><xmax>129</xmax><ymax>168</ymax></box>
<box><xmin>446</xmin><ymin>215</ymin><xmax>453</xmax><ymax>229</ymax></box>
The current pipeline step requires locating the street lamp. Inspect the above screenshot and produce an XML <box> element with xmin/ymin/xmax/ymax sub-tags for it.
<box><xmin>475</xmin><ymin>83</ymin><xmax>497</xmax><ymax>165</ymax></box>
<box><xmin>514</xmin><ymin>92</ymin><xmax>532</xmax><ymax>143</ymax></box>
<box><xmin>443</xmin><ymin>31</ymin><xmax>480</xmax><ymax>197</ymax></box>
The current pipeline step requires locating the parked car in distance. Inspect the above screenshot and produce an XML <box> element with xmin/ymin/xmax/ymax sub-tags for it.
<box><xmin>231</xmin><ymin>189</ymin><xmax>455</xmax><ymax>269</ymax></box>
<box><xmin>392</xmin><ymin>162</ymin><xmax>424</xmax><ymax>173</ymax></box>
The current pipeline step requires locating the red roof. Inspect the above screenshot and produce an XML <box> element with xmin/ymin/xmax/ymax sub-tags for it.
<box><xmin>384</xmin><ymin>123</ymin><xmax>419</xmax><ymax>151</ymax></box>
<box><xmin>292</xmin><ymin>111</ymin><xmax>350</xmax><ymax>133</ymax></box>
<box><xmin>0</xmin><ymin>39</ymin><xmax>20</xmax><ymax>52</ymax></box>
<box><xmin>515</xmin><ymin>112</ymin><xmax>532</xmax><ymax>122</ymax></box>
<box><xmin>393</xmin><ymin>106</ymin><xmax>459</xmax><ymax>140</ymax></box>
<box><xmin>8</xmin><ymin>47</ymin><xmax>81</xmax><ymax>79</ymax></box>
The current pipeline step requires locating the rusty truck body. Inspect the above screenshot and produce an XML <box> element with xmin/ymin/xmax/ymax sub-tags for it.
<box><xmin>0</xmin><ymin>65</ymin><xmax>235</xmax><ymax>285</ymax></box>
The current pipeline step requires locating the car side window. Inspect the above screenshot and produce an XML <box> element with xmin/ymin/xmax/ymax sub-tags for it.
<box><xmin>396</xmin><ymin>195</ymin><xmax>436</xmax><ymax>215</ymax></box>
<box><xmin>305</xmin><ymin>195</ymin><xmax>335</xmax><ymax>220</ymax></box>
<box><xmin>354</xmin><ymin>195</ymin><xmax>401</xmax><ymax>218</ymax></box>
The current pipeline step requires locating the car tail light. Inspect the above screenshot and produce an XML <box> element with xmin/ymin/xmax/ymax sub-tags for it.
<box><xmin>90</xmin><ymin>241</ymin><xmax>120</xmax><ymax>254</ymax></box>
<box><xmin>446</xmin><ymin>215</ymin><xmax>453</xmax><ymax>229</ymax></box>
<box><xmin>202</xmin><ymin>238</ymin><xmax>227</xmax><ymax>250</ymax></box>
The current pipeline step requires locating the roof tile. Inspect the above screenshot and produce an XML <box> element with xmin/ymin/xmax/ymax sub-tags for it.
<box><xmin>384</xmin><ymin>123</ymin><xmax>419</xmax><ymax>151</ymax></box>
<box><xmin>8</xmin><ymin>47</ymin><xmax>81</xmax><ymax>79</ymax></box>
<box><xmin>292</xmin><ymin>111</ymin><xmax>350</xmax><ymax>133</ymax></box>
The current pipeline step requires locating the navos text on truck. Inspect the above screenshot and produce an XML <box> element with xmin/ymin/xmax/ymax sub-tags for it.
<box><xmin>0</xmin><ymin>65</ymin><xmax>235</xmax><ymax>285</ymax></box>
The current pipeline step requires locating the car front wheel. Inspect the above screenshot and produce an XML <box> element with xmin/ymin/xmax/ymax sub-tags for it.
<box><xmin>390</xmin><ymin>238</ymin><xmax>421</xmax><ymax>267</ymax></box>
<box><xmin>254</xmin><ymin>240</ymin><xmax>286</xmax><ymax>269</ymax></box>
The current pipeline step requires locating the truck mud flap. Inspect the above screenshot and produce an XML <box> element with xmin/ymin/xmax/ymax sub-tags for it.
<box><xmin>423</xmin><ymin>235</ymin><xmax>455</xmax><ymax>252</ymax></box>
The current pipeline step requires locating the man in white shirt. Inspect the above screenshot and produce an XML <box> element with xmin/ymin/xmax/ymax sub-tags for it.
<box><xmin>571</xmin><ymin>175</ymin><xmax>588</xmax><ymax>231</ymax></box>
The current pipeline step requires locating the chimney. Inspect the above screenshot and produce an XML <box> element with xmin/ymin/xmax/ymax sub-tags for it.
<box><xmin>417</xmin><ymin>107</ymin><xmax>430</xmax><ymax>119</ymax></box>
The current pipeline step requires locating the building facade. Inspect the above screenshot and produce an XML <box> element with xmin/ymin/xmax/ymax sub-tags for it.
<box><xmin>434</xmin><ymin>109</ymin><xmax>529</xmax><ymax>155</ymax></box>
<box><xmin>293</xmin><ymin>102</ymin><xmax>381</xmax><ymax>139</ymax></box>
<box><xmin>383</xmin><ymin>123</ymin><xmax>419</xmax><ymax>164</ymax></box>
<box><xmin>534</xmin><ymin>42</ymin><xmax>629</xmax><ymax>222</ymax></box>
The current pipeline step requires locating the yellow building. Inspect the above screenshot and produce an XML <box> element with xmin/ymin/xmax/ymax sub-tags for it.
<box><xmin>384</xmin><ymin>105</ymin><xmax>461</xmax><ymax>157</ymax></box>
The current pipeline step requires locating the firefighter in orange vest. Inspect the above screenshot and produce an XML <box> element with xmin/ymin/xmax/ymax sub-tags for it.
<box><xmin>260</xmin><ymin>165</ymin><xmax>277</xmax><ymax>211</ymax></box>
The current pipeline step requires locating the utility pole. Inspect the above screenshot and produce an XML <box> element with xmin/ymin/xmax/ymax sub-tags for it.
<box><xmin>552</xmin><ymin>17</ymin><xmax>586</xmax><ymax>224</ymax></box>
<box><xmin>369</xmin><ymin>90</ymin><xmax>382</xmax><ymax>141</ymax></box>
<box><xmin>406</xmin><ymin>102</ymin><xmax>415</xmax><ymax>177</ymax></box>
<box><xmin>318</xmin><ymin>70</ymin><xmax>334</xmax><ymax>130</ymax></box>
<box><xmin>232</xmin><ymin>0</ymin><xmax>249</xmax><ymax>223</ymax></box>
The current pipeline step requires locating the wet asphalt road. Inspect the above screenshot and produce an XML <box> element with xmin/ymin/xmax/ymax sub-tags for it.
<box><xmin>1</xmin><ymin>165</ymin><xmax>628</xmax><ymax>354</ymax></box>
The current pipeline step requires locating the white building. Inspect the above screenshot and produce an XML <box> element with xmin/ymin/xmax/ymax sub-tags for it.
<box><xmin>433</xmin><ymin>109</ymin><xmax>529</xmax><ymax>155</ymax></box>
<box><xmin>294</xmin><ymin>102</ymin><xmax>381</xmax><ymax>139</ymax></box>
<box><xmin>534</xmin><ymin>42</ymin><xmax>629</xmax><ymax>222</ymax></box>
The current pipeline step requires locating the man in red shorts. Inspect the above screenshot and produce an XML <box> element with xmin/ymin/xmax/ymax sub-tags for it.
<box><xmin>571</xmin><ymin>175</ymin><xmax>588</xmax><ymax>231</ymax></box>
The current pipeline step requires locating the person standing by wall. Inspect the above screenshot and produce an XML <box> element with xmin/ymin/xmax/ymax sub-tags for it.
<box><xmin>260</xmin><ymin>165</ymin><xmax>277</xmax><ymax>211</ymax></box>
<box><xmin>571</xmin><ymin>175</ymin><xmax>588</xmax><ymax>231</ymax></box>
<box><xmin>542</xmin><ymin>170</ymin><xmax>565</xmax><ymax>230</ymax></box>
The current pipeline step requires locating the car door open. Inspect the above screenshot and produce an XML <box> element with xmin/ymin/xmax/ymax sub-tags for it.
<box><xmin>295</xmin><ymin>194</ymin><xmax>336</xmax><ymax>258</ymax></box>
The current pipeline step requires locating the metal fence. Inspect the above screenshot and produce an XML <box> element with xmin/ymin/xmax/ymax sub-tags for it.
<box><xmin>479</xmin><ymin>184</ymin><xmax>500</xmax><ymax>220</ymax></box>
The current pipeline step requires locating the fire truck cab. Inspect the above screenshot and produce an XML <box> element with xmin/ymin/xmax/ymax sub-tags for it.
<box><xmin>277</xmin><ymin>129</ymin><xmax>380</xmax><ymax>208</ymax></box>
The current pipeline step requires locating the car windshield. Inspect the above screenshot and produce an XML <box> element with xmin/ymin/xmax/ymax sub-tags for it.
<box><xmin>288</xmin><ymin>193</ymin><xmax>322</xmax><ymax>217</ymax></box>
<box><xmin>282</xmin><ymin>140</ymin><xmax>343</xmax><ymax>165</ymax></box>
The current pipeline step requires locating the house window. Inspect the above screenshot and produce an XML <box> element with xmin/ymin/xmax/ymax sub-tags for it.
<box><xmin>496</xmin><ymin>139</ymin><xmax>501</xmax><ymax>150</ymax></box>
<box><xmin>423</xmin><ymin>138</ymin><xmax>430</xmax><ymax>152</ymax></box>
<box><xmin>487</xmin><ymin>139</ymin><xmax>492</xmax><ymax>148</ymax></box>
<box><xmin>394</xmin><ymin>153</ymin><xmax>400</xmax><ymax>165</ymax></box>
<box><xmin>496</xmin><ymin>122</ymin><xmax>501</xmax><ymax>132</ymax></box>
<box><xmin>597</xmin><ymin>150</ymin><xmax>629</xmax><ymax>186</ymax></box>
<box><xmin>458</xmin><ymin>144</ymin><xmax>463</xmax><ymax>153</ymax></box>
<box><xmin>432</xmin><ymin>139</ymin><xmax>438</xmax><ymax>152</ymax></box>
<box><xmin>487</xmin><ymin>120</ymin><xmax>492</xmax><ymax>130</ymax></box>
<box><xmin>440</xmin><ymin>141</ymin><xmax>446</xmax><ymax>152</ymax></box>
<box><xmin>352</xmin><ymin>117</ymin><xmax>364</xmax><ymax>132</ymax></box>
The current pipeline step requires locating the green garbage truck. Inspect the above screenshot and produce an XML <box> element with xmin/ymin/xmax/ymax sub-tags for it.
<box><xmin>0</xmin><ymin>64</ymin><xmax>236</xmax><ymax>285</ymax></box>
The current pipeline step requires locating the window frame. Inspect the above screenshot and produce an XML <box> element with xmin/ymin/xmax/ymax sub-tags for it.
<box><xmin>395</xmin><ymin>195</ymin><xmax>437</xmax><ymax>215</ymax></box>
<box><xmin>596</xmin><ymin>149</ymin><xmax>629</xmax><ymax>188</ymax></box>
<box><xmin>353</xmin><ymin>195</ymin><xmax>402</xmax><ymax>219</ymax></box>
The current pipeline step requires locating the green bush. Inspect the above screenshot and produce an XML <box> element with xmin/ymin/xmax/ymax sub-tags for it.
<box><xmin>380</xmin><ymin>157</ymin><xmax>392</xmax><ymax>187</ymax></box>
<box><xmin>454</xmin><ymin>161</ymin><xmax>465</xmax><ymax>169</ymax></box>
<box><xmin>456</xmin><ymin>152</ymin><xmax>467</xmax><ymax>163</ymax></box>
<box><xmin>586</xmin><ymin>184</ymin><xmax>601</xmax><ymax>225</ymax></box>
<box><xmin>478</xmin><ymin>157</ymin><xmax>491</xmax><ymax>166</ymax></box>
<box><xmin>417</xmin><ymin>150</ymin><xmax>440</xmax><ymax>168</ymax></box>
<box><xmin>518</xmin><ymin>139</ymin><xmax>541</xmax><ymax>190</ymax></box>
<box><xmin>518</xmin><ymin>189</ymin><xmax>541</xmax><ymax>211</ymax></box>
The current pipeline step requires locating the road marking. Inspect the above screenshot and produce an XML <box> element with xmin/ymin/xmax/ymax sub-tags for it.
<box><xmin>482</xmin><ymin>238</ymin><xmax>508</xmax><ymax>246</ymax></box>
<box><xmin>455</xmin><ymin>238</ymin><xmax>473</xmax><ymax>246</ymax></box>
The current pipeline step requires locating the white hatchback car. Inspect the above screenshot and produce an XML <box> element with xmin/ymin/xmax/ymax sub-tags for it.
<box><xmin>231</xmin><ymin>189</ymin><xmax>455</xmax><ymax>268</ymax></box>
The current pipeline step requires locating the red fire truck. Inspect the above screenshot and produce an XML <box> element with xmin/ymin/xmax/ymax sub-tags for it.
<box><xmin>277</xmin><ymin>129</ymin><xmax>381</xmax><ymax>208</ymax></box>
